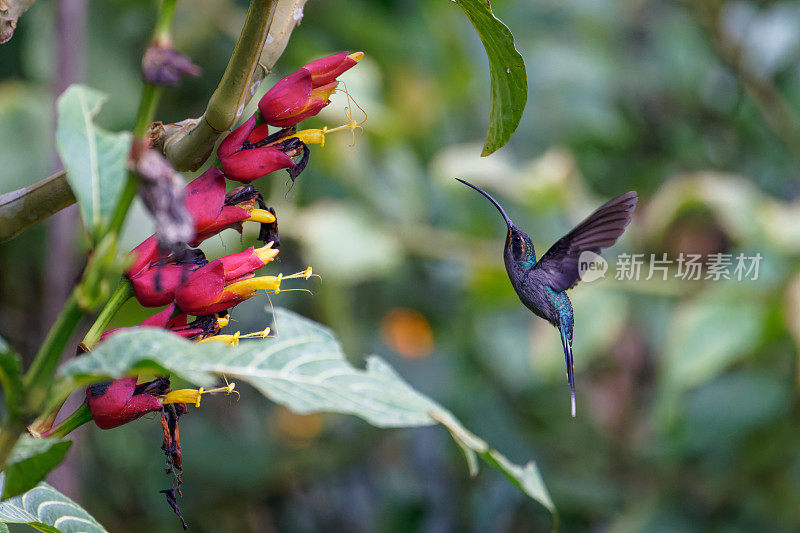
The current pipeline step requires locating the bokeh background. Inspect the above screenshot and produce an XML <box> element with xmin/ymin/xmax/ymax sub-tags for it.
<box><xmin>2</xmin><ymin>0</ymin><xmax>800</xmax><ymax>531</ymax></box>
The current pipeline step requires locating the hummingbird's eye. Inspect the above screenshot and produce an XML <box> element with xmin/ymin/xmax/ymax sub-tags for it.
<box><xmin>511</xmin><ymin>234</ymin><xmax>526</xmax><ymax>261</ymax></box>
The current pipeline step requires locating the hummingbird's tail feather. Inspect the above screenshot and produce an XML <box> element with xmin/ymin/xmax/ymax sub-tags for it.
<box><xmin>558</xmin><ymin>321</ymin><xmax>576</xmax><ymax>418</ymax></box>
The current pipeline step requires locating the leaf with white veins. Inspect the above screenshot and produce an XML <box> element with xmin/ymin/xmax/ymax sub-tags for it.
<box><xmin>58</xmin><ymin>308</ymin><xmax>555</xmax><ymax>517</ymax></box>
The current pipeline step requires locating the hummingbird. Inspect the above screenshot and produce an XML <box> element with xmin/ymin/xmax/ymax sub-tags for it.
<box><xmin>456</xmin><ymin>178</ymin><xmax>638</xmax><ymax>417</ymax></box>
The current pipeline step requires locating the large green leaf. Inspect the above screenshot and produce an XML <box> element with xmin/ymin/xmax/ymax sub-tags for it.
<box><xmin>58</xmin><ymin>309</ymin><xmax>555</xmax><ymax>517</ymax></box>
<box><xmin>657</xmin><ymin>294</ymin><xmax>766</xmax><ymax>426</ymax></box>
<box><xmin>663</xmin><ymin>298</ymin><xmax>765</xmax><ymax>393</ymax></box>
<box><xmin>454</xmin><ymin>0</ymin><xmax>528</xmax><ymax>156</ymax></box>
<box><xmin>0</xmin><ymin>338</ymin><xmax>22</xmax><ymax>417</ymax></box>
<box><xmin>55</xmin><ymin>85</ymin><xmax>132</xmax><ymax>240</ymax></box>
<box><xmin>2</xmin><ymin>437</ymin><xmax>72</xmax><ymax>500</ymax></box>
<box><xmin>0</xmin><ymin>475</ymin><xmax>107</xmax><ymax>532</ymax></box>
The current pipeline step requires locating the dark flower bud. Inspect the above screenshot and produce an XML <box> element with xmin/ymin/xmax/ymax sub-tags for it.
<box><xmin>142</xmin><ymin>45</ymin><xmax>201</xmax><ymax>86</ymax></box>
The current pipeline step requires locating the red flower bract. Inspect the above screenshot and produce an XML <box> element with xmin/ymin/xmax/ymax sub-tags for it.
<box><xmin>94</xmin><ymin>303</ymin><xmax>224</xmax><ymax>343</ymax></box>
<box><xmin>130</xmin><ymin>264</ymin><xmax>201</xmax><ymax>307</ymax></box>
<box><xmin>98</xmin><ymin>303</ymin><xmax>179</xmax><ymax>342</ymax></box>
<box><xmin>217</xmin><ymin>114</ymin><xmax>297</xmax><ymax>183</ymax></box>
<box><xmin>127</xmin><ymin>247</ymin><xmax>208</xmax><ymax>308</ymax></box>
<box><xmin>218</xmin><ymin>245</ymin><xmax>277</xmax><ymax>280</ymax></box>
<box><xmin>256</xmin><ymin>51</ymin><xmax>362</xmax><ymax>128</ymax></box>
<box><xmin>86</xmin><ymin>377</ymin><xmax>165</xmax><ymax>430</ymax></box>
<box><xmin>127</xmin><ymin>235</ymin><xmax>161</xmax><ymax>279</ymax></box>
<box><xmin>258</xmin><ymin>69</ymin><xmax>337</xmax><ymax>128</ymax></box>
<box><xmin>174</xmin><ymin>261</ymin><xmax>233</xmax><ymax>316</ymax></box>
<box><xmin>303</xmin><ymin>51</ymin><xmax>362</xmax><ymax>87</ymax></box>
<box><xmin>129</xmin><ymin>167</ymin><xmax>277</xmax><ymax>252</ymax></box>
<box><xmin>174</xmin><ymin>245</ymin><xmax>278</xmax><ymax>315</ymax></box>
<box><xmin>186</xmin><ymin>166</ymin><xmax>251</xmax><ymax>245</ymax></box>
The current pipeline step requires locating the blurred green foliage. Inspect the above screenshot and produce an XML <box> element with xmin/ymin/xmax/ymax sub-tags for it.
<box><xmin>2</xmin><ymin>0</ymin><xmax>800</xmax><ymax>531</ymax></box>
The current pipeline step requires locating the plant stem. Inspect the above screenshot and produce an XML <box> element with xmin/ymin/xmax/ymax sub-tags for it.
<box><xmin>28</xmin><ymin>406</ymin><xmax>60</xmax><ymax>437</ymax></box>
<box><xmin>0</xmin><ymin>171</ymin><xmax>75</xmax><ymax>243</ymax></box>
<box><xmin>41</xmin><ymin>404</ymin><xmax>92</xmax><ymax>439</ymax></box>
<box><xmin>0</xmin><ymin>416</ymin><xmax>28</xmax><ymax>470</ymax></box>
<box><xmin>81</xmin><ymin>279</ymin><xmax>133</xmax><ymax>350</ymax></box>
<box><xmin>0</xmin><ymin>292</ymin><xmax>82</xmax><ymax>471</ymax></box>
<box><xmin>133</xmin><ymin>83</ymin><xmax>161</xmax><ymax>139</ymax></box>
<box><xmin>205</xmin><ymin>0</ymin><xmax>277</xmax><ymax>130</ymax></box>
<box><xmin>152</xmin><ymin>0</ymin><xmax>178</xmax><ymax>45</ymax></box>
<box><xmin>27</xmin><ymin>279</ymin><xmax>130</xmax><ymax>436</ymax></box>
<box><xmin>22</xmin><ymin>293</ymin><xmax>83</xmax><ymax>413</ymax></box>
<box><xmin>107</xmin><ymin>178</ymin><xmax>138</xmax><ymax>238</ymax></box>
<box><xmin>108</xmin><ymin>0</ymin><xmax>178</xmax><ymax>236</ymax></box>
<box><xmin>164</xmin><ymin>0</ymin><xmax>295</xmax><ymax>170</ymax></box>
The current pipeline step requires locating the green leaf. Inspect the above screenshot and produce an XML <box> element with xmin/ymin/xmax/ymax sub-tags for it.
<box><xmin>58</xmin><ymin>309</ymin><xmax>555</xmax><ymax>517</ymax></box>
<box><xmin>55</xmin><ymin>85</ymin><xmax>132</xmax><ymax>240</ymax></box>
<box><xmin>454</xmin><ymin>0</ymin><xmax>528</xmax><ymax>156</ymax></box>
<box><xmin>430</xmin><ymin>411</ymin><xmax>555</xmax><ymax>515</ymax></box>
<box><xmin>2</xmin><ymin>437</ymin><xmax>72</xmax><ymax>500</ymax></box>
<box><xmin>0</xmin><ymin>476</ymin><xmax>107</xmax><ymax>532</ymax></box>
<box><xmin>657</xmin><ymin>295</ymin><xmax>766</xmax><ymax>426</ymax></box>
<box><xmin>0</xmin><ymin>338</ymin><xmax>22</xmax><ymax>417</ymax></box>
<box><xmin>663</xmin><ymin>299</ymin><xmax>764</xmax><ymax>393</ymax></box>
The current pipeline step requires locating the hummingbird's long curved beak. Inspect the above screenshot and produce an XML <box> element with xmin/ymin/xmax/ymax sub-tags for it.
<box><xmin>455</xmin><ymin>178</ymin><xmax>514</xmax><ymax>229</ymax></box>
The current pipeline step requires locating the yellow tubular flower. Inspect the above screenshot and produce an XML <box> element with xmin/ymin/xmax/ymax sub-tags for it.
<box><xmin>254</xmin><ymin>241</ymin><xmax>279</xmax><ymax>264</ymax></box>
<box><xmin>197</xmin><ymin>326</ymin><xmax>271</xmax><ymax>347</ymax></box>
<box><xmin>163</xmin><ymin>382</ymin><xmax>237</xmax><ymax>408</ymax></box>
<box><xmin>225</xmin><ymin>275</ymin><xmax>282</xmax><ymax>298</ymax></box>
<box><xmin>284</xmin><ymin>120</ymin><xmax>359</xmax><ymax>148</ymax></box>
<box><xmin>198</xmin><ymin>331</ymin><xmax>241</xmax><ymax>347</ymax></box>
<box><xmin>226</xmin><ymin>267</ymin><xmax>313</xmax><ymax>298</ymax></box>
<box><xmin>243</xmin><ymin>207</ymin><xmax>277</xmax><ymax>224</ymax></box>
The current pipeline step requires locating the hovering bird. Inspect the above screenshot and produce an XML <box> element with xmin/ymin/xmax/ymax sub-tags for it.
<box><xmin>456</xmin><ymin>178</ymin><xmax>638</xmax><ymax>417</ymax></box>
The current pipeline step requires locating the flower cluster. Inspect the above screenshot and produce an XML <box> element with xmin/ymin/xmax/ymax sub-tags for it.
<box><xmin>218</xmin><ymin>51</ymin><xmax>363</xmax><ymax>183</ymax></box>
<box><xmin>87</xmin><ymin>49</ymin><xmax>364</xmax><ymax>431</ymax></box>
<box><xmin>53</xmin><ymin>52</ymin><xmax>363</xmax><ymax>528</ymax></box>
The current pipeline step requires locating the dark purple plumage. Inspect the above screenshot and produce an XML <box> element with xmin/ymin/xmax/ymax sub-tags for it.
<box><xmin>531</xmin><ymin>191</ymin><xmax>638</xmax><ymax>291</ymax></box>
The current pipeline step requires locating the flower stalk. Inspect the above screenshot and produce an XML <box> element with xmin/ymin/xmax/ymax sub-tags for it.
<box><xmin>0</xmin><ymin>291</ymin><xmax>82</xmax><ymax>470</ymax></box>
<box><xmin>110</xmin><ymin>0</ymin><xmax>179</xmax><ymax>237</ymax></box>
<box><xmin>82</xmin><ymin>279</ymin><xmax>134</xmax><ymax>351</ymax></box>
<box><xmin>39</xmin><ymin>403</ymin><xmax>93</xmax><ymax>439</ymax></box>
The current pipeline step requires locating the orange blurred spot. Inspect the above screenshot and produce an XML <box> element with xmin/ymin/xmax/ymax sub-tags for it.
<box><xmin>380</xmin><ymin>308</ymin><xmax>434</xmax><ymax>359</ymax></box>
<box><xmin>272</xmin><ymin>407</ymin><xmax>323</xmax><ymax>449</ymax></box>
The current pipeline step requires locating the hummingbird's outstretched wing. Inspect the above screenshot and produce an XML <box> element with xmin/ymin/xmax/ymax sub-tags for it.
<box><xmin>531</xmin><ymin>191</ymin><xmax>638</xmax><ymax>292</ymax></box>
